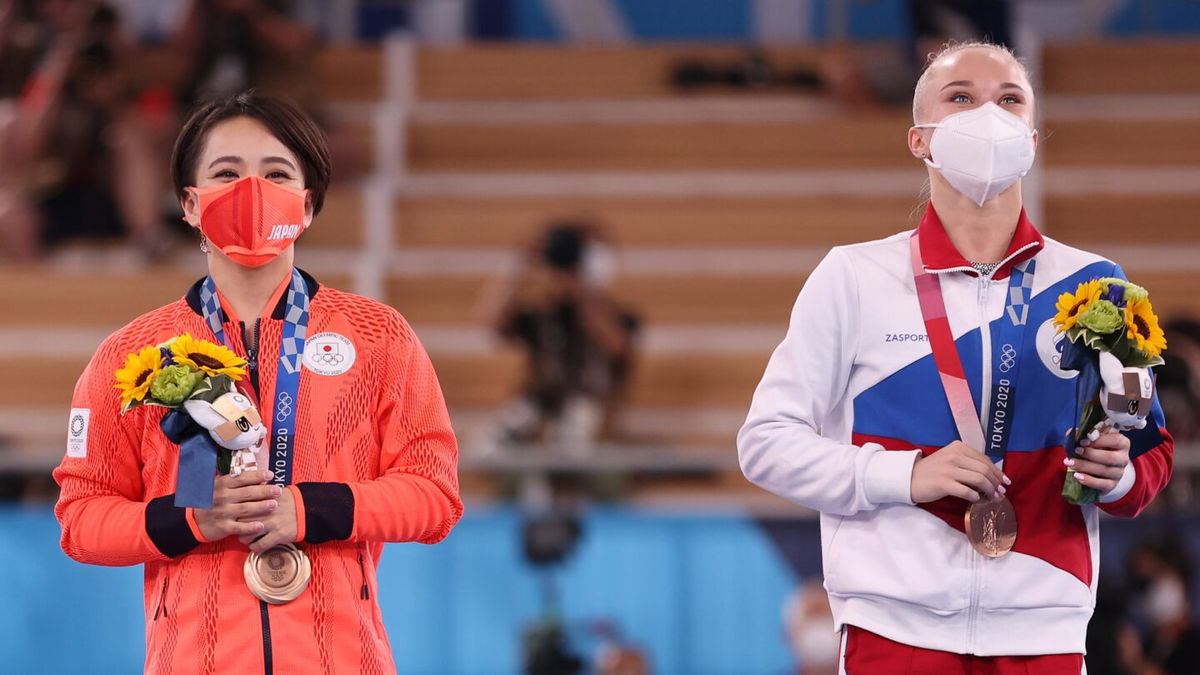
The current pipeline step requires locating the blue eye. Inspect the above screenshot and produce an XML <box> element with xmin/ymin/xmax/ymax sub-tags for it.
<box><xmin>952</xmin><ymin>93</ymin><xmax>971</xmax><ymax>104</ymax></box>
<box><xmin>1000</xmin><ymin>95</ymin><xmax>1021</xmax><ymax>105</ymax></box>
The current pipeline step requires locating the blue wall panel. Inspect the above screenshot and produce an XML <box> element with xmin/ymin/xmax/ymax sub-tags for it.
<box><xmin>0</xmin><ymin>506</ymin><xmax>797</xmax><ymax>675</ymax></box>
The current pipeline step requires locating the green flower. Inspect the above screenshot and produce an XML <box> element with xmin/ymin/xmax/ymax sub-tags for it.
<box><xmin>1098</xmin><ymin>278</ymin><xmax>1149</xmax><ymax>304</ymax></box>
<box><xmin>149</xmin><ymin>365</ymin><xmax>205</xmax><ymax>406</ymax></box>
<box><xmin>1077</xmin><ymin>299</ymin><xmax>1125</xmax><ymax>334</ymax></box>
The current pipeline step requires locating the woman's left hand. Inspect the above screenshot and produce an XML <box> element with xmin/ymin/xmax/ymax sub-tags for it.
<box><xmin>238</xmin><ymin>486</ymin><xmax>299</xmax><ymax>553</ymax></box>
<box><xmin>1066</xmin><ymin>429</ymin><xmax>1131</xmax><ymax>494</ymax></box>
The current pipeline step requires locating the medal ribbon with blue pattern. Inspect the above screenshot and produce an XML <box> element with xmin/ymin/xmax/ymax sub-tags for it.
<box><xmin>912</xmin><ymin>233</ymin><xmax>1037</xmax><ymax>464</ymax></box>
<box><xmin>985</xmin><ymin>257</ymin><xmax>1036</xmax><ymax>462</ymax></box>
<box><xmin>200</xmin><ymin>268</ymin><xmax>309</xmax><ymax>487</ymax></box>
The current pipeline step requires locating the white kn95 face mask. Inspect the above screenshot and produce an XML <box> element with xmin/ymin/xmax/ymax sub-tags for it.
<box><xmin>915</xmin><ymin>102</ymin><xmax>1036</xmax><ymax>207</ymax></box>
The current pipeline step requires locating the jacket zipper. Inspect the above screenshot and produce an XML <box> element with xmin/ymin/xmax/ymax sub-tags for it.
<box><xmin>242</xmin><ymin>319</ymin><xmax>272</xmax><ymax>675</ymax></box>
<box><xmin>358</xmin><ymin>552</ymin><xmax>371</xmax><ymax>600</ymax></box>
<box><xmin>245</xmin><ymin>319</ymin><xmax>260</xmax><ymax>393</ymax></box>
<box><xmin>153</xmin><ymin>574</ymin><xmax>169</xmax><ymax>620</ymax></box>
<box><xmin>977</xmin><ymin>275</ymin><xmax>993</xmax><ymax>430</ymax></box>
<box><xmin>930</xmin><ymin>246</ymin><xmax>1038</xmax><ymax>653</ymax></box>
<box><xmin>966</xmin><ymin>273</ymin><xmax>993</xmax><ymax>653</ymax></box>
<box><xmin>259</xmin><ymin>600</ymin><xmax>273</xmax><ymax>675</ymax></box>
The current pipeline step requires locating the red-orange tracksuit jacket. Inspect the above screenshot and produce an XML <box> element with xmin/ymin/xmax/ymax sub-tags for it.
<box><xmin>54</xmin><ymin>270</ymin><xmax>463</xmax><ymax>674</ymax></box>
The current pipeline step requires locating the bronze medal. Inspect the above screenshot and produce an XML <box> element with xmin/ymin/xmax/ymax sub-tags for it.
<box><xmin>964</xmin><ymin>496</ymin><xmax>1018</xmax><ymax>558</ymax></box>
<box><xmin>244</xmin><ymin>543</ymin><xmax>312</xmax><ymax>604</ymax></box>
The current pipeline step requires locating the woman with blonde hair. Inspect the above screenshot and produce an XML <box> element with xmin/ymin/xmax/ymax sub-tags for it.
<box><xmin>739</xmin><ymin>42</ymin><xmax>1173</xmax><ymax>672</ymax></box>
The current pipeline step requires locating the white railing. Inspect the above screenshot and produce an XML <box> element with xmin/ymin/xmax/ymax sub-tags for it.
<box><xmin>353</xmin><ymin>31</ymin><xmax>416</xmax><ymax>301</ymax></box>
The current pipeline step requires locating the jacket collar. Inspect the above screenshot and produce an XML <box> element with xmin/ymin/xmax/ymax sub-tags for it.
<box><xmin>185</xmin><ymin>267</ymin><xmax>320</xmax><ymax>323</ymax></box>
<box><xmin>916</xmin><ymin>203</ymin><xmax>1044</xmax><ymax>280</ymax></box>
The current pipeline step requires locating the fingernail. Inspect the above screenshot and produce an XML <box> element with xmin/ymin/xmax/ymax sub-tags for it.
<box><xmin>271</xmin><ymin>486</ymin><xmax>282</xmax><ymax>497</ymax></box>
<box><xmin>1075</xmin><ymin>473</ymin><xmax>1086</xmax><ymax>483</ymax></box>
<box><xmin>268</xmin><ymin>500</ymin><xmax>278</xmax><ymax>510</ymax></box>
<box><xmin>1064</xmin><ymin>458</ymin><xmax>1076</xmax><ymax>467</ymax></box>
<box><xmin>264</xmin><ymin>471</ymin><xmax>274</xmax><ymax>479</ymax></box>
<box><xmin>998</xmin><ymin>485</ymin><xmax>1007</xmax><ymax>495</ymax></box>
<box><xmin>1002</xmin><ymin>475</ymin><xmax>1012</xmax><ymax>486</ymax></box>
<box><xmin>992</xmin><ymin>490</ymin><xmax>1000</xmax><ymax>500</ymax></box>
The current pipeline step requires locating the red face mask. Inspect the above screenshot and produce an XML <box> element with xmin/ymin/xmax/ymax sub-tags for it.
<box><xmin>190</xmin><ymin>176</ymin><xmax>309</xmax><ymax>267</ymax></box>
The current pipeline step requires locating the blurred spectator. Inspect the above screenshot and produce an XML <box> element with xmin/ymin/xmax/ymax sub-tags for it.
<box><xmin>670</xmin><ymin>1</ymin><xmax>1015</xmax><ymax>108</ymax></box>
<box><xmin>1088</xmin><ymin>580</ymin><xmax>1137</xmax><ymax>675</ymax></box>
<box><xmin>489</xmin><ymin>221</ymin><xmax>640</xmax><ymax>451</ymax></box>
<box><xmin>820</xmin><ymin>0</ymin><xmax>1014</xmax><ymax>109</ymax></box>
<box><xmin>0</xmin><ymin>0</ymin><xmax>167</xmax><ymax>259</ymax></box>
<box><xmin>1120</xmin><ymin>538</ymin><xmax>1200</xmax><ymax>675</ymax></box>
<box><xmin>171</xmin><ymin>2</ymin><xmax>368</xmax><ymax>182</ymax></box>
<box><xmin>783</xmin><ymin>580</ymin><xmax>840</xmax><ymax>675</ymax></box>
<box><xmin>908</xmin><ymin>0</ymin><xmax>1013</xmax><ymax>58</ymax></box>
<box><xmin>1154</xmin><ymin>320</ymin><xmax>1200</xmax><ymax>507</ymax></box>
<box><xmin>591</xmin><ymin>620</ymin><xmax>651</xmax><ymax>675</ymax></box>
<box><xmin>522</xmin><ymin>617</ymin><xmax>584</xmax><ymax>675</ymax></box>
<box><xmin>0</xmin><ymin>0</ymin><xmax>42</xmax><ymax>97</ymax></box>
<box><xmin>171</xmin><ymin>0</ymin><xmax>317</xmax><ymax>110</ymax></box>
<box><xmin>1160</xmin><ymin>320</ymin><xmax>1200</xmax><ymax>444</ymax></box>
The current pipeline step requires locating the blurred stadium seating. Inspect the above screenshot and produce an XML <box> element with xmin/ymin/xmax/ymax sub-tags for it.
<box><xmin>3</xmin><ymin>38</ymin><xmax>1200</xmax><ymax>509</ymax></box>
<box><xmin>2</xmin><ymin>0</ymin><xmax>1200</xmax><ymax>668</ymax></box>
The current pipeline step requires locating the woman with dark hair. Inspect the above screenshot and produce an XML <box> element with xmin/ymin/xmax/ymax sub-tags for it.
<box><xmin>53</xmin><ymin>91</ymin><xmax>462</xmax><ymax>673</ymax></box>
<box><xmin>172</xmin><ymin>0</ymin><xmax>317</xmax><ymax>109</ymax></box>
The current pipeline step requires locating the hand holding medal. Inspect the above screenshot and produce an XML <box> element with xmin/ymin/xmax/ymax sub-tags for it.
<box><xmin>113</xmin><ymin>270</ymin><xmax>316</xmax><ymax>604</ymax></box>
<box><xmin>229</xmin><ymin>448</ymin><xmax>309</xmax><ymax>604</ymax></box>
<box><xmin>200</xmin><ymin>268</ymin><xmax>314</xmax><ymax>604</ymax></box>
<box><xmin>911</xmin><ymin>441</ymin><xmax>1016</xmax><ymax>558</ymax></box>
<box><xmin>910</xmin><ymin>233</ymin><xmax>1032</xmax><ymax>558</ymax></box>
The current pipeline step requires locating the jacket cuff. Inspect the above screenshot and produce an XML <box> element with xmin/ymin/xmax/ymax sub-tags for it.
<box><xmin>1098</xmin><ymin>462</ymin><xmax>1137</xmax><ymax>504</ymax></box>
<box><xmin>863</xmin><ymin>447</ymin><xmax>921</xmax><ymax>506</ymax></box>
<box><xmin>185</xmin><ymin>507</ymin><xmax>211</xmax><ymax>544</ymax></box>
<box><xmin>295</xmin><ymin>482</ymin><xmax>355</xmax><ymax>544</ymax></box>
<box><xmin>287</xmin><ymin>485</ymin><xmax>307</xmax><ymax>542</ymax></box>
<box><xmin>146</xmin><ymin>495</ymin><xmax>202</xmax><ymax>558</ymax></box>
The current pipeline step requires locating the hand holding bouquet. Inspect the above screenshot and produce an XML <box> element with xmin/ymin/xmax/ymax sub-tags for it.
<box><xmin>114</xmin><ymin>334</ymin><xmax>266</xmax><ymax>507</ymax></box>
<box><xmin>1053</xmin><ymin>278</ymin><xmax>1166</xmax><ymax>504</ymax></box>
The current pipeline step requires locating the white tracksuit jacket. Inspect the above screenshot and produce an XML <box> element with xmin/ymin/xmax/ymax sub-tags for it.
<box><xmin>738</xmin><ymin>205</ymin><xmax>1173</xmax><ymax>656</ymax></box>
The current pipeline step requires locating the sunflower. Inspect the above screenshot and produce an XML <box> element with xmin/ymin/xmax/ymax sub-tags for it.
<box><xmin>114</xmin><ymin>345</ymin><xmax>165</xmax><ymax>408</ymax></box>
<box><xmin>1125</xmin><ymin>297</ymin><xmax>1167</xmax><ymax>358</ymax></box>
<box><xmin>1053</xmin><ymin>280</ymin><xmax>1103</xmax><ymax>334</ymax></box>
<box><xmin>170</xmin><ymin>334</ymin><xmax>247</xmax><ymax>380</ymax></box>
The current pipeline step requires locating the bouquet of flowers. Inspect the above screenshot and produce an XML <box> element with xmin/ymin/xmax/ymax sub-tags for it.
<box><xmin>114</xmin><ymin>334</ymin><xmax>266</xmax><ymax>507</ymax></box>
<box><xmin>1053</xmin><ymin>278</ymin><xmax>1166</xmax><ymax>504</ymax></box>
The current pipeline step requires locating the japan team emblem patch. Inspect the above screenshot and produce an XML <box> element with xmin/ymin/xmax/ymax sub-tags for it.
<box><xmin>67</xmin><ymin>408</ymin><xmax>90</xmax><ymax>458</ymax></box>
<box><xmin>303</xmin><ymin>332</ymin><xmax>356</xmax><ymax>376</ymax></box>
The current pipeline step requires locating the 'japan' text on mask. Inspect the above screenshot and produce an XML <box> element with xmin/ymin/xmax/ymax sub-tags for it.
<box><xmin>190</xmin><ymin>175</ymin><xmax>309</xmax><ymax>267</ymax></box>
<box><xmin>915</xmin><ymin>102</ymin><xmax>1036</xmax><ymax>207</ymax></box>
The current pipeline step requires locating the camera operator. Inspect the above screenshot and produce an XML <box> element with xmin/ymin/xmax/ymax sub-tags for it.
<box><xmin>490</xmin><ymin>221</ymin><xmax>640</xmax><ymax>450</ymax></box>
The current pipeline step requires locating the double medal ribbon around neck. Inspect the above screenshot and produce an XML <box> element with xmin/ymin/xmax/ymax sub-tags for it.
<box><xmin>200</xmin><ymin>268</ymin><xmax>313</xmax><ymax>603</ymax></box>
<box><xmin>910</xmin><ymin>234</ymin><xmax>1036</xmax><ymax>558</ymax></box>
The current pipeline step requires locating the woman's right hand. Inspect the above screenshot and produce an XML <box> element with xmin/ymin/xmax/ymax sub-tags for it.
<box><xmin>909</xmin><ymin>442</ymin><xmax>1010</xmax><ymax>504</ymax></box>
<box><xmin>193</xmin><ymin>470</ymin><xmax>281</xmax><ymax>542</ymax></box>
